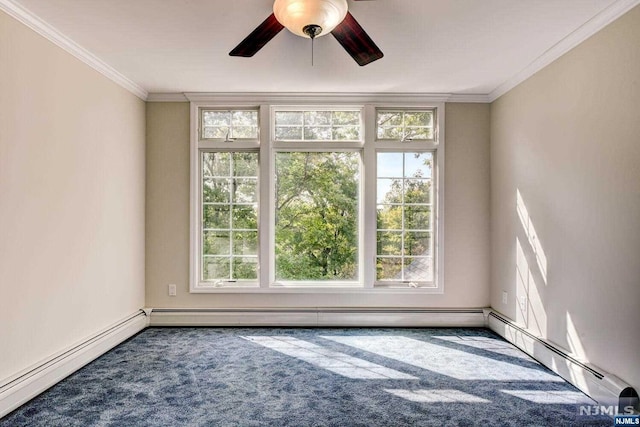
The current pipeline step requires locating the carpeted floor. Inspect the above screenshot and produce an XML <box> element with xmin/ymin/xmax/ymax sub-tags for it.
<box><xmin>1</xmin><ymin>327</ymin><xmax>612</xmax><ymax>426</ymax></box>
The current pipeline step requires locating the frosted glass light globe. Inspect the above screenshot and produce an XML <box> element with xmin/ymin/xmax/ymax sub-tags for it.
<box><xmin>273</xmin><ymin>0</ymin><xmax>348</xmax><ymax>38</ymax></box>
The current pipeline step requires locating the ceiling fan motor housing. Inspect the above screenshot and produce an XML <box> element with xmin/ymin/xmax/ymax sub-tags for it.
<box><xmin>273</xmin><ymin>0</ymin><xmax>348</xmax><ymax>38</ymax></box>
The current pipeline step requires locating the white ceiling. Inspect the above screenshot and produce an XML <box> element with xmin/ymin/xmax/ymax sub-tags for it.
<box><xmin>6</xmin><ymin>0</ymin><xmax>630</xmax><ymax>98</ymax></box>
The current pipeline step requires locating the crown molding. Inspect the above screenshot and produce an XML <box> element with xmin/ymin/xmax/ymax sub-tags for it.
<box><xmin>146</xmin><ymin>93</ymin><xmax>189</xmax><ymax>102</ymax></box>
<box><xmin>184</xmin><ymin>92</ymin><xmax>452</xmax><ymax>104</ymax></box>
<box><xmin>148</xmin><ymin>92</ymin><xmax>490</xmax><ymax>104</ymax></box>
<box><xmin>0</xmin><ymin>0</ymin><xmax>148</xmax><ymax>101</ymax></box>
<box><xmin>488</xmin><ymin>0</ymin><xmax>640</xmax><ymax>102</ymax></box>
<box><xmin>446</xmin><ymin>93</ymin><xmax>491</xmax><ymax>103</ymax></box>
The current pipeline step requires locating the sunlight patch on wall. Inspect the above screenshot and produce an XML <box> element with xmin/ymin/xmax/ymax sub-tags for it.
<box><xmin>565</xmin><ymin>313</ymin><xmax>588</xmax><ymax>362</ymax></box>
<box><xmin>243</xmin><ymin>336</ymin><xmax>417</xmax><ymax>380</ymax></box>
<box><xmin>516</xmin><ymin>236</ymin><xmax>548</xmax><ymax>337</ymax></box>
<box><xmin>515</xmin><ymin>189</ymin><xmax>548</xmax><ymax>338</ymax></box>
<box><xmin>565</xmin><ymin>312</ymin><xmax>590</xmax><ymax>391</ymax></box>
<box><xmin>517</xmin><ymin>189</ymin><xmax>548</xmax><ymax>284</ymax></box>
<box><xmin>516</xmin><ymin>237</ymin><xmax>531</xmax><ymax>328</ymax></box>
<box><xmin>526</xmin><ymin>262</ymin><xmax>547</xmax><ymax>338</ymax></box>
<box><xmin>385</xmin><ymin>389</ymin><xmax>490</xmax><ymax>403</ymax></box>
<box><xmin>322</xmin><ymin>336</ymin><xmax>563</xmax><ymax>382</ymax></box>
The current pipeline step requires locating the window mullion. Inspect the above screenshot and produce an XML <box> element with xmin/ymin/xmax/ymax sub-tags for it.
<box><xmin>401</xmin><ymin>156</ymin><xmax>406</xmax><ymax>282</ymax></box>
<box><xmin>229</xmin><ymin>157</ymin><xmax>234</xmax><ymax>281</ymax></box>
<box><xmin>190</xmin><ymin>103</ymin><xmax>200</xmax><ymax>292</ymax></box>
<box><xmin>362</xmin><ymin>105</ymin><xmax>377</xmax><ymax>288</ymax></box>
<box><xmin>401</xmin><ymin>112</ymin><xmax>406</xmax><ymax>142</ymax></box>
<box><xmin>259</xmin><ymin>104</ymin><xmax>271</xmax><ymax>288</ymax></box>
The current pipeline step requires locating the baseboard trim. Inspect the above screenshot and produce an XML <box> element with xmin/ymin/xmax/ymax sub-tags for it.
<box><xmin>149</xmin><ymin>308</ymin><xmax>486</xmax><ymax>327</ymax></box>
<box><xmin>485</xmin><ymin>309</ymin><xmax>635</xmax><ymax>410</ymax></box>
<box><xmin>0</xmin><ymin>310</ymin><xmax>148</xmax><ymax>418</ymax></box>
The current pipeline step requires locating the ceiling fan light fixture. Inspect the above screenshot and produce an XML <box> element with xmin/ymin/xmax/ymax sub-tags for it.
<box><xmin>273</xmin><ymin>0</ymin><xmax>348</xmax><ymax>38</ymax></box>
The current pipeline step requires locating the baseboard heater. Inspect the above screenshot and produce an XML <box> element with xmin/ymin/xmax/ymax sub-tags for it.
<box><xmin>149</xmin><ymin>307</ymin><xmax>486</xmax><ymax>328</ymax></box>
<box><xmin>0</xmin><ymin>310</ymin><xmax>148</xmax><ymax>419</ymax></box>
<box><xmin>486</xmin><ymin>310</ymin><xmax>638</xmax><ymax>414</ymax></box>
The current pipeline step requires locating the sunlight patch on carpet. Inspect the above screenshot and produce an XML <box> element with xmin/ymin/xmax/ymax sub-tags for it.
<box><xmin>500</xmin><ymin>390</ymin><xmax>595</xmax><ymax>404</ymax></box>
<box><xmin>321</xmin><ymin>335</ymin><xmax>563</xmax><ymax>382</ymax></box>
<box><xmin>432</xmin><ymin>336</ymin><xmax>532</xmax><ymax>360</ymax></box>
<box><xmin>243</xmin><ymin>336</ymin><xmax>418</xmax><ymax>380</ymax></box>
<box><xmin>385</xmin><ymin>389</ymin><xmax>491</xmax><ymax>403</ymax></box>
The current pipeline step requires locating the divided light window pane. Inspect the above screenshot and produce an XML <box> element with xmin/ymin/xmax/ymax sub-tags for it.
<box><xmin>376</xmin><ymin>152</ymin><xmax>434</xmax><ymax>285</ymax></box>
<box><xmin>376</xmin><ymin>110</ymin><xmax>434</xmax><ymax>141</ymax></box>
<box><xmin>202</xmin><ymin>152</ymin><xmax>259</xmax><ymax>283</ymax></box>
<box><xmin>202</xmin><ymin>110</ymin><xmax>259</xmax><ymax>140</ymax></box>
<box><xmin>275</xmin><ymin>152</ymin><xmax>360</xmax><ymax>282</ymax></box>
<box><xmin>274</xmin><ymin>110</ymin><xmax>361</xmax><ymax>142</ymax></box>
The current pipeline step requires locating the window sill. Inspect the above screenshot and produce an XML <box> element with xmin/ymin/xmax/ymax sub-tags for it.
<box><xmin>190</xmin><ymin>286</ymin><xmax>443</xmax><ymax>294</ymax></box>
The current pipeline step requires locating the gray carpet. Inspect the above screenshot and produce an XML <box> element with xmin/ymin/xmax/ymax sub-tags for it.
<box><xmin>1</xmin><ymin>327</ymin><xmax>612</xmax><ymax>426</ymax></box>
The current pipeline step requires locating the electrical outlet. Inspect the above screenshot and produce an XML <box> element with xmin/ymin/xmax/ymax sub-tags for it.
<box><xmin>168</xmin><ymin>284</ymin><xmax>177</xmax><ymax>296</ymax></box>
<box><xmin>502</xmin><ymin>291</ymin><xmax>508</xmax><ymax>305</ymax></box>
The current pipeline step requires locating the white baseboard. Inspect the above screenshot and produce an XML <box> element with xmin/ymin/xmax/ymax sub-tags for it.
<box><xmin>0</xmin><ymin>310</ymin><xmax>148</xmax><ymax>418</ymax></box>
<box><xmin>485</xmin><ymin>310</ymin><xmax>635</xmax><ymax>411</ymax></box>
<box><xmin>149</xmin><ymin>308</ymin><xmax>486</xmax><ymax>327</ymax></box>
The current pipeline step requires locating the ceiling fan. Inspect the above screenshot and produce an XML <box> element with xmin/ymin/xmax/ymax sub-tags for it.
<box><xmin>229</xmin><ymin>0</ymin><xmax>383</xmax><ymax>66</ymax></box>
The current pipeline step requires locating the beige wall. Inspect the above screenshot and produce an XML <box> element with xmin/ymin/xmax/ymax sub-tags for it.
<box><xmin>0</xmin><ymin>11</ymin><xmax>146</xmax><ymax>381</ymax></box>
<box><xmin>491</xmin><ymin>5</ymin><xmax>640</xmax><ymax>392</ymax></box>
<box><xmin>146</xmin><ymin>103</ymin><xmax>490</xmax><ymax>308</ymax></box>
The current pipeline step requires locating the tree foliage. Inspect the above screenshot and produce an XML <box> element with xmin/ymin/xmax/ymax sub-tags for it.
<box><xmin>200</xmin><ymin>150</ymin><xmax>434</xmax><ymax>283</ymax></box>
<box><xmin>201</xmin><ymin>152</ymin><xmax>259</xmax><ymax>281</ymax></box>
<box><xmin>377</xmin><ymin>111</ymin><xmax>434</xmax><ymax>141</ymax></box>
<box><xmin>275</xmin><ymin>152</ymin><xmax>359</xmax><ymax>280</ymax></box>
<box><xmin>376</xmin><ymin>153</ymin><xmax>433</xmax><ymax>281</ymax></box>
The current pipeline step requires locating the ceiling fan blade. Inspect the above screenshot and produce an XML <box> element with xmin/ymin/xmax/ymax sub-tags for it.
<box><xmin>331</xmin><ymin>12</ymin><xmax>383</xmax><ymax>66</ymax></box>
<box><xmin>229</xmin><ymin>13</ymin><xmax>284</xmax><ymax>57</ymax></box>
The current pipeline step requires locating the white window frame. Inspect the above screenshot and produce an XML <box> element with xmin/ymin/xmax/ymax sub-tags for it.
<box><xmin>373</xmin><ymin>150</ymin><xmax>436</xmax><ymax>287</ymax></box>
<box><xmin>191</xmin><ymin>105</ymin><xmax>261</xmax><ymax>291</ymax></box>
<box><xmin>200</xmin><ymin>109</ymin><xmax>260</xmax><ymax>141</ymax></box>
<box><xmin>200</xmin><ymin>150</ymin><xmax>260</xmax><ymax>288</ymax></box>
<box><xmin>273</xmin><ymin>106</ymin><xmax>364</xmax><ymax>143</ymax></box>
<box><xmin>373</xmin><ymin>107</ymin><xmax>439</xmax><ymax>288</ymax></box>
<box><xmin>376</xmin><ymin>109</ymin><xmax>436</xmax><ymax>142</ymax></box>
<box><xmin>271</xmin><ymin>105</ymin><xmax>365</xmax><ymax>288</ymax></box>
<box><xmin>189</xmin><ymin>96</ymin><xmax>444</xmax><ymax>294</ymax></box>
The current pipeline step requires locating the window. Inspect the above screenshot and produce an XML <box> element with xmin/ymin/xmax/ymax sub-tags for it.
<box><xmin>190</xmin><ymin>100</ymin><xmax>443</xmax><ymax>293</ymax></box>
<box><xmin>201</xmin><ymin>110</ymin><xmax>258</xmax><ymax>139</ymax></box>
<box><xmin>274</xmin><ymin>109</ymin><xmax>361</xmax><ymax>142</ymax></box>
<box><xmin>272</xmin><ymin>108</ymin><xmax>363</xmax><ymax>286</ymax></box>
<box><xmin>275</xmin><ymin>151</ymin><xmax>360</xmax><ymax>285</ymax></box>
<box><xmin>376</xmin><ymin>110</ymin><xmax>435</xmax><ymax>141</ymax></box>
<box><xmin>201</xmin><ymin>152</ymin><xmax>259</xmax><ymax>285</ymax></box>
<box><xmin>376</xmin><ymin>152</ymin><xmax>433</xmax><ymax>285</ymax></box>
